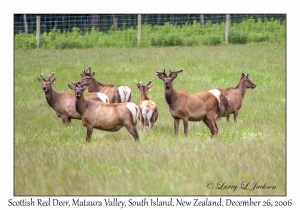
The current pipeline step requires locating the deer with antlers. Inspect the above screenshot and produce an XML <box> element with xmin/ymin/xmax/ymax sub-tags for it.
<box><xmin>135</xmin><ymin>80</ymin><xmax>158</xmax><ymax>131</ymax></box>
<box><xmin>37</xmin><ymin>72</ymin><xmax>109</xmax><ymax>124</ymax></box>
<box><xmin>68</xmin><ymin>81</ymin><xmax>140</xmax><ymax>142</ymax></box>
<box><xmin>156</xmin><ymin>69</ymin><xmax>221</xmax><ymax>138</ymax></box>
<box><xmin>80</xmin><ymin>66</ymin><xmax>132</xmax><ymax>103</ymax></box>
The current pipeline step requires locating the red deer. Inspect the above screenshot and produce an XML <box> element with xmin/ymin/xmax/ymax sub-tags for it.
<box><xmin>37</xmin><ymin>72</ymin><xmax>109</xmax><ymax>124</ymax></box>
<box><xmin>80</xmin><ymin>66</ymin><xmax>132</xmax><ymax>103</ymax></box>
<box><xmin>155</xmin><ymin>69</ymin><xmax>221</xmax><ymax>138</ymax></box>
<box><xmin>212</xmin><ymin>73</ymin><xmax>256</xmax><ymax>123</ymax></box>
<box><xmin>135</xmin><ymin>80</ymin><xmax>158</xmax><ymax>131</ymax></box>
<box><xmin>68</xmin><ymin>81</ymin><xmax>140</xmax><ymax>142</ymax></box>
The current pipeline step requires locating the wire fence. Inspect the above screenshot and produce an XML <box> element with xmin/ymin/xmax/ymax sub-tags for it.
<box><xmin>14</xmin><ymin>14</ymin><xmax>286</xmax><ymax>35</ymax></box>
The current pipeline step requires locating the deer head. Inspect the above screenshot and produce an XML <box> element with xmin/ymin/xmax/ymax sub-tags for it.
<box><xmin>156</xmin><ymin>69</ymin><xmax>183</xmax><ymax>89</ymax></box>
<box><xmin>241</xmin><ymin>73</ymin><xmax>256</xmax><ymax>89</ymax></box>
<box><xmin>80</xmin><ymin>66</ymin><xmax>95</xmax><ymax>85</ymax></box>
<box><xmin>37</xmin><ymin>72</ymin><xmax>56</xmax><ymax>92</ymax></box>
<box><xmin>68</xmin><ymin>81</ymin><xmax>87</xmax><ymax>98</ymax></box>
<box><xmin>135</xmin><ymin>80</ymin><xmax>153</xmax><ymax>90</ymax></box>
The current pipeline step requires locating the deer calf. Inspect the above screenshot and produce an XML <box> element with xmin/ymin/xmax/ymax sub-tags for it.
<box><xmin>135</xmin><ymin>80</ymin><xmax>158</xmax><ymax>131</ymax></box>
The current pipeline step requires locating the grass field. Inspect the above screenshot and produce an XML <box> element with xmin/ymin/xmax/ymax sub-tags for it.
<box><xmin>14</xmin><ymin>44</ymin><xmax>286</xmax><ymax>195</ymax></box>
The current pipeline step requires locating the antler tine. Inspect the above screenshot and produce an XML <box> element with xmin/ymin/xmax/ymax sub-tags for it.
<box><xmin>87</xmin><ymin>66</ymin><xmax>91</xmax><ymax>74</ymax></box>
<box><xmin>48</xmin><ymin>72</ymin><xmax>55</xmax><ymax>80</ymax></box>
<box><xmin>146</xmin><ymin>80</ymin><xmax>152</xmax><ymax>86</ymax></box>
<box><xmin>169</xmin><ymin>69</ymin><xmax>183</xmax><ymax>75</ymax></box>
<box><xmin>155</xmin><ymin>69</ymin><xmax>166</xmax><ymax>76</ymax></box>
<box><xmin>81</xmin><ymin>81</ymin><xmax>87</xmax><ymax>88</ymax></box>
<box><xmin>40</xmin><ymin>73</ymin><xmax>46</xmax><ymax>81</ymax></box>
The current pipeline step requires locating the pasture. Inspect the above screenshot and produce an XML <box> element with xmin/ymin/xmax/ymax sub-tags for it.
<box><xmin>14</xmin><ymin>44</ymin><xmax>286</xmax><ymax>195</ymax></box>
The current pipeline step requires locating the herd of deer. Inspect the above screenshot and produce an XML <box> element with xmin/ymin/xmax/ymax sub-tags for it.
<box><xmin>37</xmin><ymin>66</ymin><xmax>256</xmax><ymax>142</ymax></box>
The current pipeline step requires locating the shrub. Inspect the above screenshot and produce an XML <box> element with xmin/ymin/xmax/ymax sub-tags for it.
<box><xmin>14</xmin><ymin>18</ymin><xmax>285</xmax><ymax>50</ymax></box>
<box><xmin>203</xmin><ymin>35</ymin><xmax>222</xmax><ymax>46</ymax></box>
<box><xmin>228</xmin><ymin>30</ymin><xmax>248</xmax><ymax>44</ymax></box>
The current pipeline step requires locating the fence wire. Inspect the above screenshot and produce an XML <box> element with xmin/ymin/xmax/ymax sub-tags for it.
<box><xmin>14</xmin><ymin>14</ymin><xmax>286</xmax><ymax>35</ymax></box>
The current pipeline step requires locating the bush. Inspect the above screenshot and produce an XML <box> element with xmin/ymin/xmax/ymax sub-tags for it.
<box><xmin>203</xmin><ymin>35</ymin><xmax>222</xmax><ymax>46</ymax></box>
<box><xmin>228</xmin><ymin>30</ymin><xmax>248</xmax><ymax>44</ymax></box>
<box><xmin>14</xmin><ymin>18</ymin><xmax>285</xmax><ymax>50</ymax></box>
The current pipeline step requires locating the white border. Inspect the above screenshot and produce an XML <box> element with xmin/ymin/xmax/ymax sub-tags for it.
<box><xmin>3</xmin><ymin>1</ymin><xmax>299</xmax><ymax>209</ymax></box>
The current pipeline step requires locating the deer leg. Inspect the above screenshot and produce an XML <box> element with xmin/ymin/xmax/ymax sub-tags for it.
<box><xmin>183</xmin><ymin>118</ymin><xmax>189</xmax><ymax>136</ymax></box>
<box><xmin>174</xmin><ymin>117</ymin><xmax>180</xmax><ymax>135</ymax></box>
<box><xmin>124</xmin><ymin>124</ymin><xmax>139</xmax><ymax>142</ymax></box>
<box><xmin>149</xmin><ymin>116</ymin><xmax>155</xmax><ymax>129</ymax></box>
<box><xmin>233</xmin><ymin>110</ymin><xmax>239</xmax><ymax>123</ymax></box>
<box><xmin>62</xmin><ymin>117</ymin><xmax>71</xmax><ymax>124</ymax></box>
<box><xmin>203</xmin><ymin>117</ymin><xmax>218</xmax><ymax>138</ymax></box>
<box><xmin>86</xmin><ymin>126</ymin><xmax>93</xmax><ymax>142</ymax></box>
<box><xmin>226</xmin><ymin>115</ymin><xmax>230</xmax><ymax>122</ymax></box>
<box><xmin>140</xmin><ymin>116</ymin><xmax>145</xmax><ymax>132</ymax></box>
<box><xmin>147</xmin><ymin>110</ymin><xmax>154</xmax><ymax>129</ymax></box>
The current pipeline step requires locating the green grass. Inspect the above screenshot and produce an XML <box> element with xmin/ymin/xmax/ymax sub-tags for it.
<box><xmin>14</xmin><ymin>44</ymin><xmax>286</xmax><ymax>195</ymax></box>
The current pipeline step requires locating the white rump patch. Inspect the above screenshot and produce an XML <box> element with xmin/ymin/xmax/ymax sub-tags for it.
<box><xmin>126</xmin><ymin>103</ymin><xmax>139</xmax><ymax>123</ymax></box>
<box><xmin>97</xmin><ymin>92</ymin><xmax>109</xmax><ymax>103</ymax></box>
<box><xmin>118</xmin><ymin>86</ymin><xmax>131</xmax><ymax>102</ymax></box>
<box><xmin>208</xmin><ymin>89</ymin><xmax>221</xmax><ymax>106</ymax></box>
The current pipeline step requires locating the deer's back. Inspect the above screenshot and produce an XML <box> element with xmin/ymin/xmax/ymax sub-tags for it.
<box><xmin>169</xmin><ymin>91</ymin><xmax>218</xmax><ymax>120</ymax></box>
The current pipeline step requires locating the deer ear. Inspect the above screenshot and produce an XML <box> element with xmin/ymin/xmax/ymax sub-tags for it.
<box><xmin>135</xmin><ymin>83</ymin><xmax>141</xmax><ymax>88</ymax></box>
<box><xmin>52</xmin><ymin>78</ymin><xmax>56</xmax><ymax>84</ymax></box>
<box><xmin>92</xmin><ymin>72</ymin><xmax>95</xmax><ymax>76</ymax></box>
<box><xmin>37</xmin><ymin>78</ymin><xmax>42</xmax><ymax>83</ymax></box>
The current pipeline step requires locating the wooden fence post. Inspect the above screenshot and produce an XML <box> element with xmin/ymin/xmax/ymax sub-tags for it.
<box><xmin>36</xmin><ymin>16</ymin><xmax>40</xmax><ymax>48</ymax></box>
<box><xmin>200</xmin><ymin>14</ymin><xmax>204</xmax><ymax>27</ymax></box>
<box><xmin>225</xmin><ymin>14</ymin><xmax>230</xmax><ymax>42</ymax></box>
<box><xmin>137</xmin><ymin>14</ymin><xmax>141</xmax><ymax>44</ymax></box>
<box><xmin>23</xmin><ymin>14</ymin><xmax>28</xmax><ymax>34</ymax></box>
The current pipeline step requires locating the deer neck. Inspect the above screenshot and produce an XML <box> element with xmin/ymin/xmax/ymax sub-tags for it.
<box><xmin>75</xmin><ymin>93</ymin><xmax>87</xmax><ymax>116</ymax></box>
<box><xmin>140</xmin><ymin>89</ymin><xmax>150</xmax><ymax>103</ymax></box>
<box><xmin>88</xmin><ymin>79</ymin><xmax>103</xmax><ymax>92</ymax></box>
<box><xmin>45</xmin><ymin>88</ymin><xmax>57</xmax><ymax>108</ymax></box>
<box><xmin>164</xmin><ymin>85</ymin><xmax>177</xmax><ymax>105</ymax></box>
<box><xmin>236</xmin><ymin>79</ymin><xmax>247</xmax><ymax>98</ymax></box>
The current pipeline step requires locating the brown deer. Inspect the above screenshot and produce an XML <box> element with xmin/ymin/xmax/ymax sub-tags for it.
<box><xmin>135</xmin><ymin>80</ymin><xmax>158</xmax><ymax>131</ymax></box>
<box><xmin>155</xmin><ymin>69</ymin><xmax>221</xmax><ymax>138</ymax></box>
<box><xmin>37</xmin><ymin>72</ymin><xmax>109</xmax><ymax>124</ymax></box>
<box><xmin>212</xmin><ymin>73</ymin><xmax>256</xmax><ymax>123</ymax></box>
<box><xmin>68</xmin><ymin>81</ymin><xmax>140</xmax><ymax>142</ymax></box>
<box><xmin>80</xmin><ymin>66</ymin><xmax>132</xmax><ymax>103</ymax></box>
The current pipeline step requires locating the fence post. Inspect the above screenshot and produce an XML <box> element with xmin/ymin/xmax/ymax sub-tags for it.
<box><xmin>137</xmin><ymin>14</ymin><xmax>141</xmax><ymax>44</ymax></box>
<box><xmin>225</xmin><ymin>14</ymin><xmax>230</xmax><ymax>42</ymax></box>
<box><xmin>200</xmin><ymin>14</ymin><xmax>204</xmax><ymax>27</ymax></box>
<box><xmin>23</xmin><ymin>14</ymin><xmax>28</xmax><ymax>34</ymax></box>
<box><xmin>36</xmin><ymin>16</ymin><xmax>40</xmax><ymax>48</ymax></box>
<box><xmin>112</xmin><ymin>15</ymin><xmax>118</xmax><ymax>30</ymax></box>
